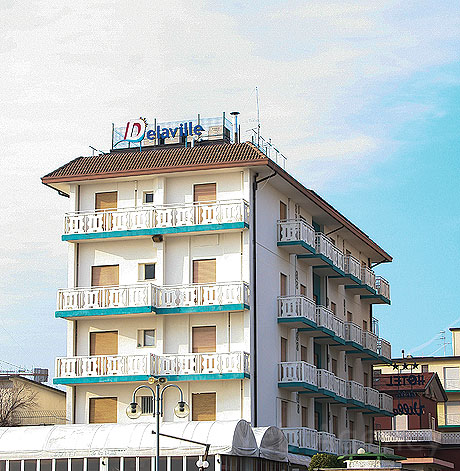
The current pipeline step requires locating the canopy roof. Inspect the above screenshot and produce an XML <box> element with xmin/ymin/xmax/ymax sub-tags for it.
<box><xmin>0</xmin><ymin>421</ymin><xmax>281</xmax><ymax>460</ymax></box>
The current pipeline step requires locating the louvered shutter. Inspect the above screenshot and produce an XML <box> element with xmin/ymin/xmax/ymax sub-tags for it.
<box><xmin>95</xmin><ymin>191</ymin><xmax>117</xmax><ymax>210</ymax></box>
<box><xmin>91</xmin><ymin>265</ymin><xmax>119</xmax><ymax>287</ymax></box>
<box><xmin>192</xmin><ymin>393</ymin><xmax>216</xmax><ymax>421</ymax></box>
<box><xmin>90</xmin><ymin>331</ymin><xmax>118</xmax><ymax>355</ymax></box>
<box><xmin>193</xmin><ymin>259</ymin><xmax>216</xmax><ymax>284</ymax></box>
<box><xmin>192</xmin><ymin>326</ymin><xmax>216</xmax><ymax>353</ymax></box>
<box><xmin>193</xmin><ymin>183</ymin><xmax>216</xmax><ymax>203</ymax></box>
<box><xmin>89</xmin><ymin>397</ymin><xmax>117</xmax><ymax>423</ymax></box>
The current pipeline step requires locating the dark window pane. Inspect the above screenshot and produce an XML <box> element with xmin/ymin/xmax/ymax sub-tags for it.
<box><xmin>123</xmin><ymin>458</ymin><xmax>136</xmax><ymax>471</ymax></box>
<box><xmin>144</xmin><ymin>264</ymin><xmax>155</xmax><ymax>280</ymax></box>
<box><xmin>41</xmin><ymin>461</ymin><xmax>52</xmax><ymax>471</ymax></box>
<box><xmin>108</xmin><ymin>458</ymin><xmax>120</xmax><ymax>471</ymax></box>
<box><xmin>186</xmin><ymin>457</ymin><xmax>198</xmax><ymax>471</ymax></box>
<box><xmin>87</xmin><ymin>459</ymin><xmax>100</xmax><ymax>471</ymax></box>
<box><xmin>145</xmin><ymin>193</ymin><xmax>154</xmax><ymax>203</ymax></box>
<box><xmin>206</xmin><ymin>457</ymin><xmax>215</xmax><ymax>471</ymax></box>
<box><xmin>139</xmin><ymin>458</ymin><xmax>151</xmax><ymax>471</ymax></box>
<box><xmin>141</xmin><ymin>396</ymin><xmax>154</xmax><ymax>414</ymax></box>
<box><xmin>143</xmin><ymin>330</ymin><xmax>155</xmax><ymax>347</ymax></box>
<box><xmin>9</xmin><ymin>462</ymin><xmax>20</xmax><ymax>471</ymax></box>
<box><xmin>159</xmin><ymin>458</ymin><xmax>167</xmax><ymax>471</ymax></box>
<box><xmin>56</xmin><ymin>460</ymin><xmax>68</xmax><ymax>471</ymax></box>
<box><xmin>171</xmin><ymin>457</ymin><xmax>183</xmax><ymax>471</ymax></box>
<box><xmin>71</xmin><ymin>460</ymin><xmax>83</xmax><ymax>471</ymax></box>
<box><xmin>0</xmin><ymin>461</ymin><xmax>5</xmax><ymax>471</ymax></box>
<box><xmin>25</xmin><ymin>461</ymin><xmax>36</xmax><ymax>471</ymax></box>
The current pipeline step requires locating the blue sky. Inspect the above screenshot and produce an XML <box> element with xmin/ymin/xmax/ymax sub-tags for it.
<box><xmin>0</xmin><ymin>0</ymin><xmax>459</xmax><ymax>380</ymax></box>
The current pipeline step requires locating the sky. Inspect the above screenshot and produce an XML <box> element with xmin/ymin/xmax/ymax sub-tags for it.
<box><xmin>0</xmin><ymin>0</ymin><xmax>459</xmax><ymax>382</ymax></box>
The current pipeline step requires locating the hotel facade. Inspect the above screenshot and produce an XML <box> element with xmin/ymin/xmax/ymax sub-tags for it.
<box><xmin>42</xmin><ymin>115</ymin><xmax>394</xmax><ymax>457</ymax></box>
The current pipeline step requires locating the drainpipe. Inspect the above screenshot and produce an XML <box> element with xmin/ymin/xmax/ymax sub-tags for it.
<box><xmin>252</xmin><ymin>170</ymin><xmax>277</xmax><ymax>426</ymax></box>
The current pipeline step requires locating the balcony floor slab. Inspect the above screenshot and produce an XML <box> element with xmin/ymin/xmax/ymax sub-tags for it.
<box><xmin>62</xmin><ymin>222</ymin><xmax>249</xmax><ymax>242</ymax></box>
<box><xmin>360</xmin><ymin>294</ymin><xmax>391</xmax><ymax>305</ymax></box>
<box><xmin>277</xmin><ymin>240</ymin><xmax>315</xmax><ymax>254</ymax></box>
<box><xmin>287</xmin><ymin>445</ymin><xmax>316</xmax><ymax>456</ymax></box>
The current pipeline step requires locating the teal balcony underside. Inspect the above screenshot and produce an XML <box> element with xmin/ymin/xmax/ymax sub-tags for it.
<box><xmin>277</xmin><ymin>240</ymin><xmax>315</xmax><ymax>254</ymax></box>
<box><xmin>56</xmin><ymin>303</ymin><xmax>250</xmax><ymax>318</ymax></box>
<box><xmin>62</xmin><ymin>222</ymin><xmax>249</xmax><ymax>241</ymax></box>
<box><xmin>287</xmin><ymin>445</ymin><xmax>317</xmax><ymax>456</ymax></box>
<box><xmin>54</xmin><ymin>372</ymin><xmax>249</xmax><ymax>385</ymax></box>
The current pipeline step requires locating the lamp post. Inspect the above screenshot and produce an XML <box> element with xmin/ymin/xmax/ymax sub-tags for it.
<box><xmin>126</xmin><ymin>377</ymin><xmax>190</xmax><ymax>471</ymax></box>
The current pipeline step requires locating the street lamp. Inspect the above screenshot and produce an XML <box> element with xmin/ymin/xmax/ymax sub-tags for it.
<box><xmin>126</xmin><ymin>377</ymin><xmax>190</xmax><ymax>471</ymax></box>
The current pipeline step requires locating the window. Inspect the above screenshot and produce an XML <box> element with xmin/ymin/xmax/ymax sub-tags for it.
<box><xmin>300</xmin><ymin>284</ymin><xmax>306</xmax><ymax>296</ymax></box>
<box><xmin>25</xmin><ymin>462</ymin><xmax>36</xmax><ymax>471</ymax></box>
<box><xmin>301</xmin><ymin>345</ymin><xmax>308</xmax><ymax>362</ymax></box>
<box><xmin>90</xmin><ymin>331</ymin><xmax>118</xmax><ymax>355</ymax></box>
<box><xmin>192</xmin><ymin>326</ymin><xmax>216</xmax><ymax>353</ymax></box>
<box><xmin>95</xmin><ymin>191</ymin><xmax>117</xmax><ymax>210</ymax></box>
<box><xmin>87</xmin><ymin>459</ymin><xmax>100</xmax><ymax>471</ymax></box>
<box><xmin>108</xmin><ymin>459</ymin><xmax>120</xmax><ymax>471</ymax></box>
<box><xmin>56</xmin><ymin>461</ymin><xmax>67</xmax><ymax>471</ymax></box>
<box><xmin>72</xmin><ymin>459</ymin><xmax>84</xmax><ymax>471</ymax></box>
<box><xmin>363</xmin><ymin>320</ymin><xmax>368</xmax><ymax>331</ymax></box>
<box><xmin>301</xmin><ymin>406</ymin><xmax>308</xmax><ymax>427</ymax></box>
<box><xmin>194</xmin><ymin>183</ymin><xmax>216</xmax><ymax>203</ymax></box>
<box><xmin>138</xmin><ymin>329</ymin><xmax>155</xmax><ymax>347</ymax></box>
<box><xmin>41</xmin><ymin>462</ymin><xmax>52</xmax><ymax>471</ymax></box>
<box><xmin>123</xmin><ymin>458</ymin><xmax>136</xmax><ymax>471</ymax></box>
<box><xmin>91</xmin><ymin>265</ymin><xmax>119</xmax><ymax>287</ymax></box>
<box><xmin>144</xmin><ymin>192</ymin><xmax>154</xmax><ymax>204</ymax></box>
<box><xmin>141</xmin><ymin>396</ymin><xmax>154</xmax><ymax>415</ymax></box>
<box><xmin>444</xmin><ymin>367</ymin><xmax>460</xmax><ymax>390</ymax></box>
<box><xmin>393</xmin><ymin>414</ymin><xmax>408</xmax><ymax>430</ymax></box>
<box><xmin>139</xmin><ymin>263</ymin><xmax>156</xmax><ymax>281</ymax></box>
<box><xmin>347</xmin><ymin>311</ymin><xmax>353</xmax><ymax>323</ymax></box>
<box><xmin>421</xmin><ymin>364</ymin><xmax>429</xmax><ymax>373</ymax></box>
<box><xmin>89</xmin><ymin>397</ymin><xmax>117</xmax><ymax>424</ymax></box>
<box><xmin>445</xmin><ymin>401</ymin><xmax>460</xmax><ymax>425</ymax></box>
<box><xmin>193</xmin><ymin>259</ymin><xmax>216</xmax><ymax>284</ymax></box>
<box><xmin>331</xmin><ymin>302</ymin><xmax>336</xmax><ymax>315</ymax></box>
<box><xmin>280</xmin><ymin>400</ymin><xmax>288</xmax><ymax>427</ymax></box>
<box><xmin>364</xmin><ymin>372</ymin><xmax>369</xmax><ymax>387</ymax></box>
<box><xmin>280</xmin><ymin>273</ymin><xmax>287</xmax><ymax>296</ymax></box>
<box><xmin>349</xmin><ymin>420</ymin><xmax>355</xmax><ymax>439</ymax></box>
<box><xmin>192</xmin><ymin>392</ymin><xmax>216</xmax><ymax>421</ymax></box>
<box><xmin>281</xmin><ymin>337</ymin><xmax>287</xmax><ymax>362</ymax></box>
<box><xmin>331</xmin><ymin>359</ymin><xmax>338</xmax><ymax>376</ymax></box>
<box><xmin>139</xmin><ymin>458</ymin><xmax>151</xmax><ymax>471</ymax></box>
<box><xmin>333</xmin><ymin>416</ymin><xmax>338</xmax><ymax>437</ymax></box>
<box><xmin>348</xmin><ymin>365</ymin><xmax>354</xmax><ymax>381</ymax></box>
<box><xmin>280</xmin><ymin>201</ymin><xmax>287</xmax><ymax>220</ymax></box>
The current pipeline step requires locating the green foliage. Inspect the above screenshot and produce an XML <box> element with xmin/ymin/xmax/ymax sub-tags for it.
<box><xmin>308</xmin><ymin>453</ymin><xmax>345</xmax><ymax>470</ymax></box>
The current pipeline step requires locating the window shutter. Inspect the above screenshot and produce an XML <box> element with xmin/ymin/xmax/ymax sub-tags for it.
<box><xmin>281</xmin><ymin>337</ymin><xmax>287</xmax><ymax>362</ymax></box>
<box><xmin>301</xmin><ymin>345</ymin><xmax>308</xmax><ymax>362</ymax></box>
<box><xmin>192</xmin><ymin>326</ymin><xmax>216</xmax><ymax>353</ymax></box>
<box><xmin>192</xmin><ymin>392</ymin><xmax>216</xmax><ymax>421</ymax></box>
<box><xmin>280</xmin><ymin>201</ymin><xmax>287</xmax><ymax>220</ymax></box>
<box><xmin>193</xmin><ymin>183</ymin><xmax>216</xmax><ymax>203</ymax></box>
<box><xmin>95</xmin><ymin>192</ymin><xmax>117</xmax><ymax>210</ymax></box>
<box><xmin>91</xmin><ymin>265</ymin><xmax>119</xmax><ymax>287</ymax></box>
<box><xmin>193</xmin><ymin>259</ymin><xmax>216</xmax><ymax>284</ymax></box>
<box><xmin>280</xmin><ymin>273</ymin><xmax>287</xmax><ymax>296</ymax></box>
<box><xmin>89</xmin><ymin>397</ymin><xmax>117</xmax><ymax>423</ymax></box>
<box><xmin>90</xmin><ymin>331</ymin><xmax>118</xmax><ymax>355</ymax></box>
<box><xmin>281</xmin><ymin>400</ymin><xmax>288</xmax><ymax>427</ymax></box>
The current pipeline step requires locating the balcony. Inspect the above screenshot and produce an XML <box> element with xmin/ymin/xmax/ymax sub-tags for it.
<box><xmin>62</xmin><ymin>199</ymin><xmax>250</xmax><ymax>241</ymax></box>
<box><xmin>54</xmin><ymin>351</ymin><xmax>250</xmax><ymax>385</ymax></box>
<box><xmin>346</xmin><ymin>268</ymin><xmax>391</xmax><ymax>305</ymax></box>
<box><xmin>377</xmin><ymin>429</ymin><xmax>460</xmax><ymax>445</ymax></box>
<box><xmin>379</xmin><ymin>392</ymin><xmax>393</xmax><ymax>414</ymax></box>
<box><xmin>56</xmin><ymin>281</ymin><xmax>250</xmax><ymax>318</ymax></box>
<box><xmin>278</xmin><ymin>361</ymin><xmax>318</xmax><ymax>391</ymax></box>
<box><xmin>278</xmin><ymin>296</ymin><xmax>391</xmax><ymax>363</ymax></box>
<box><xmin>282</xmin><ymin>427</ymin><xmax>318</xmax><ymax>453</ymax></box>
<box><xmin>318</xmin><ymin>432</ymin><xmax>339</xmax><ymax>455</ymax></box>
<box><xmin>277</xmin><ymin>219</ymin><xmax>315</xmax><ymax>254</ymax></box>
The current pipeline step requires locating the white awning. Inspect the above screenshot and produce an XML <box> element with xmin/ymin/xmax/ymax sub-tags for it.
<box><xmin>287</xmin><ymin>453</ymin><xmax>311</xmax><ymax>467</ymax></box>
<box><xmin>0</xmin><ymin>420</ymin><xmax>259</xmax><ymax>460</ymax></box>
<box><xmin>252</xmin><ymin>427</ymin><xmax>288</xmax><ymax>462</ymax></box>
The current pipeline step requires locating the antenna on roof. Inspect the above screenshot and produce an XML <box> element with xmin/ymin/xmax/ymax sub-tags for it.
<box><xmin>89</xmin><ymin>146</ymin><xmax>107</xmax><ymax>156</ymax></box>
<box><xmin>255</xmin><ymin>87</ymin><xmax>260</xmax><ymax>147</ymax></box>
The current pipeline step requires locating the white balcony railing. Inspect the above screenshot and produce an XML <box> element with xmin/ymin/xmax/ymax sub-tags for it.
<box><xmin>361</xmin><ymin>266</ymin><xmax>376</xmax><ymax>290</ymax></box>
<box><xmin>278</xmin><ymin>295</ymin><xmax>316</xmax><ymax>323</ymax></box>
<box><xmin>378</xmin><ymin>338</ymin><xmax>391</xmax><ymax>360</ymax></box>
<box><xmin>279</xmin><ymin>361</ymin><xmax>317</xmax><ymax>386</ymax></box>
<box><xmin>316</xmin><ymin>305</ymin><xmax>335</xmax><ymax>332</ymax></box>
<box><xmin>343</xmin><ymin>255</ymin><xmax>361</xmax><ymax>281</ymax></box>
<box><xmin>379</xmin><ymin>392</ymin><xmax>393</xmax><ymax>413</ymax></box>
<box><xmin>364</xmin><ymin>387</ymin><xmax>380</xmax><ymax>409</ymax></box>
<box><xmin>340</xmin><ymin>439</ymin><xmax>365</xmax><ymax>455</ymax></box>
<box><xmin>57</xmin><ymin>282</ymin><xmax>249</xmax><ymax>312</ymax></box>
<box><xmin>348</xmin><ymin>381</ymin><xmax>364</xmax><ymax>404</ymax></box>
<box><xmin>56</xmin><ymin>352</ymin><xmax>249</xmax><ymax>379</ymax></box>
<box><xmin>278</xmin><ymin>219</ymin><xmax>315</xmax><ymax>248</ymax></box>
<box><xmin>376</xmin><ymin>276</ymin><xmax>390</xmax><ymax>300</ymax></box>
<box><xmin>315</xmin><ymin>233</ymin><xmax>344</xmax><ymax>271</ymax></box>
<box><xmin>64</xmin><ymin>200</ymin><xmax>250</xmax><ymax>235</ymax></box>
<box><xmin>377</xmin><ymin>429</ymin><xmax>460</xmax><ymax>446</ymax></box>
<box><xmin>318</xmin><ymin>432</ymin><xmax>339</xmax><ymax>454</ymax></box>
<box><xmin>362</xmin><ymin>331</ymin><xmax>378</xmax><ymax>354</ymax></box>
<box><xmin>344</xmin><ymin>322</ymin><xmax>363</xmax><ymax>347</ymax></box>
<box><xmin>282</xmin><ymin>427</ymin><xmax>318</xmax><ymax>451</ymax></box>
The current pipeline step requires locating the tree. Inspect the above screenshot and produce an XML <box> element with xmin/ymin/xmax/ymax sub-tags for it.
<box><xmin>308</xmin><ymin>453</ymin><xmax>345</xmax><ymax>470</ymax></box>
<box><xmin>0</xmin><ymin>381</ymin><xmax>37</xmax><ymax>426</ymax></box>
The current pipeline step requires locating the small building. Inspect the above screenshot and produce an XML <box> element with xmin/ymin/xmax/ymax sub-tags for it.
<box><xmin>0</xmin><ymin>375</ymin><xmax>66</xmax><ymax>426</ymax></box>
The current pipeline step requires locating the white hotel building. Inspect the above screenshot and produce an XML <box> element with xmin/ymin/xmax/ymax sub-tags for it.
<box><xmin>42</xmin><ymin>116</ymin><xmax>394</xmax><ymax>457</ymax></box>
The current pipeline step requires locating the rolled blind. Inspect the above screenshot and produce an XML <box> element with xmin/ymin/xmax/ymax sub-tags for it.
<box><xmin>91</xmin><ymin>265</ymin><xmax>119</xmax><ymax>287</ymax></box>
<box><xmin>95</xmin><ymin>191</ymin><xmax>117</xmax><ymax>210</ymax></box>
<box><xmin>193</xmin><ymin>183</ymin><xmax>216</xmax><ymax>203</ymax></box>
<box><xmin>193</xmin><ymin>259</ymin><xmax>216</xmax><ymax>284</ymax></box>
<box><xmin>192</xmin><ymin>326</ymin><xmax>216</xmax><ymax>353</ymax></box>
<box><xmin>192</xmin><ymin>393</ymin><xmax>216</xmax><ymax>421</ymax></box>
<box><xmin>90</xmin><ymin>331</ymin><xmax>118</xmax><ymax>355</ymax></box>
<box><xmin>89</xmin><ymin>397</ymin><xmax>117</xmax><ymax>424</ymax></box>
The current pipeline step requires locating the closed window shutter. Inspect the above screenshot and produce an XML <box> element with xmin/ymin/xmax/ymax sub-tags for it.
<box><xmin>90</xmin><ymin>331</ymin><xmax>118</xmax><ymax>355</ymax></box>
<box><xmin>301</xmin><ymin>345</ymin><xmax>308</xmax><ymax>362</ymax></box>
<box><xmin>280</xmin><ymin>273</ymin><xmax>287</xmax><ymax>296</ymax></box>
<box><xmin>281</xmin><ymin>337</ymin><xmax>287</xmax><ymax>362</ymax></box>
<box><xmin>193</xmin><ymin>183</ymin><xmax>216</xmax><ymax>203</ymax></box>
<box><xmin>95</xmin><ymin>192</ymin><xmax>117</xmax><ymax>210</ymax></box>
<box><xmin>280</xmin><ymin>201</ymin><xmax>287</xmax><ymax>220</ymax></box>
<box><xmin>192</xmin><ymin>393</ymin><xmax>216</xmax><ymax>421</ymax></box>
<box><xmin>192</xmin><ymin>326</ymin><xmax>216</xmax><ymax>353</ymax></box>
<box><xmin>193</xmin><ymin>259</ymin><xmax>216</xmax><ymax>284</ymax></box>
<box><xmin>89</xmin><ymin>397</ymin><xmax>117</xmax><ymax>423</ymax></box>
<box><xmin>91</xmin><ymin>265</ymin><xmax>119</xmax><ymax>287</ymax></box>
